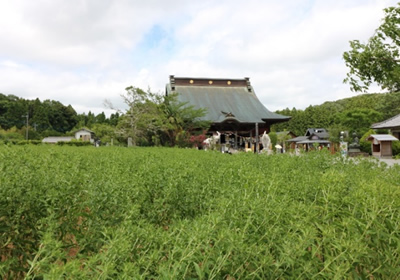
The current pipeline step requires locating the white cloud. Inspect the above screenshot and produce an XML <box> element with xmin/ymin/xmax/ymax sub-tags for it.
<box><xmin>0</xmin><ymin>0</ymin><xmax>398</xmax><ymax>116</ymax></box>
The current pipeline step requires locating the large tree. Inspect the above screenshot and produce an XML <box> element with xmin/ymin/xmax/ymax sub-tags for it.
<box><xmin>112</xmin><ymin>87</ymin><xmax>209</xmax><ymax>147</ymax></box>
<box><xmin>160</xmin><ymin>92</ymin><xmax>209</xmax><ymax>147</ymax></box>
<box><xmin>114</xmin><ymin>87</ymin><xmax>162</xmax><ymax>146</ymax></box>
<box><xmin>343</xmin><ymin>3</ymin><xmax>400</xmax><ymax>92</ymax></box>
<box><xmin>337</xmin><ymin>108</ymin><xmax>382</xmax><ymax>136</ymax></box>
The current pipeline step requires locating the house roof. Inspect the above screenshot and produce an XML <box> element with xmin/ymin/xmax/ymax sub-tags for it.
<box><xmin>371</xmin><ymin>113</ymin><xmax>400</xmax><ymax>129</ymax></box>
<box><xmin>297</xmin><ymin>139</ymin><xmax>331</xmax><ymax>144</ymax></box>
<box><xmin>42</xmin><ymin>136</ymin><xmax>74</xmax><ymax>143</ymax></box>
<box><xmin>287</xmin><ymin>136</ymin><xmax>308</xmax><ymax>142</ymax></box>
<box><xmin>305</xmin><ymin>128</ymin><xmax>329</xmax><ymax>139</ymax></box>
<box><xmin>367</xmin><ymin>134</ymin><xmax>399</xmax><ymax>142</ymax></box>
<box><xmin>75</xmin><ymin>128</ymin><xmax>95</xmax><ymax>134</ymax></box>
<box><xmin>166</xmin><ymin>76</ymin><xmax>290</xmax><ymax>126</ymax></box>
<box><xmin>287</xmin><ymin>128</ymin><xmax>330</xmax><ymax>144</ymax></box>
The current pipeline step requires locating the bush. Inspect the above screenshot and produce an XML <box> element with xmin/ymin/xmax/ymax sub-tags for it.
<box><xmin>15</xmin><ymin>140</ymin><xmax>43</xmax><ymax>145</ymax></box>
<box><xmin>360</xmin><ymin>129</ymin><xmax>376</xmax><ymax>154</ymax></box>
<box><xmin>57</xmin><ymin>140</ymin><xmax>92</xmax><ymax>147</ymax></box>
<box><xmin>269</xmin><ymin>132</ymin><xmax>277</xmax><ymax>151</ymax></box>
<box><xmin>392</xmin><ymin>140</ymin><xmax>400</xmax><ymax>156</ymax></box>
<box><xmin>0</xmin><ymin>127</ymin><xmax>24</xmax><ymax>141</ymax></box>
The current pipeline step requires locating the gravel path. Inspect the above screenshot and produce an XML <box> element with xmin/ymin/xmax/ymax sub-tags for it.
<box><xmin>378</xmin><ymin>158</ymin><xmax>400</xmax><ymax>167</ymax></box>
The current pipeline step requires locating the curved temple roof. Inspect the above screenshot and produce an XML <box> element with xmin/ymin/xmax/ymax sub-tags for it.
<box><xmin>166</xmin><ymin>76</ymin><xmax>290</xmax><ymax>126</ymax></box>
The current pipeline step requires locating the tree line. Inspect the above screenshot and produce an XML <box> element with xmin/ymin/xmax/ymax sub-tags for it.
<box><xmin>0</xmin><ymin>93</ymin><xmax>120</xmax><ymax>142</ymax></box>
<box><xmin>0</xmin><ymin>88</ymin><xmax>210</xmax><ymax>147</ymax></box>
<box><xmin>2</xmin><ymin>88</ymin><xmax>400</xmax><ymax>148</ymax></box>
<box><xmin>271</xmin><ymin>91</ymin><xmax>400</xmax><ymax>138</ymax></box>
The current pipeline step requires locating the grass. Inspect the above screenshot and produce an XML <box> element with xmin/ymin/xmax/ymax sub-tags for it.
<box><xmin>1</xmin><ymin>145</ymin><xmax>400</xmax><ymax>279</ymax></box>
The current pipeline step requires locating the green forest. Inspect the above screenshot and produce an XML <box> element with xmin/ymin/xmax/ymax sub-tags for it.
<box><xmin>0</xmin><ymin>87</ymin><xmax>400</xmax><ymax>146</ymax></box>
<box><xmin>0</xmin><ymin>87</ymin><xmax>209</xmax><ymax>147</ymax></box>
<box><xmin>1</xmin><ymin>89</ymin><xmax>400</xmax><ymax>149</ymax></box>
<box><xmin>271</xmin><ymin>91</ymin><xmax>400</xmax><ymax>138</ymax></box>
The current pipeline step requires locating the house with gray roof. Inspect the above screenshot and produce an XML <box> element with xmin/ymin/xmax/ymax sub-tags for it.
<box><xmin>287</xmin><ymin>128</ymin><xmax>330</xmax><ymax>151</ymax></box>
<box><xmin>367</xmin><ymin>134</ymin><xmax>399</xmax><ymax>158</ymax></box>
<box><xmin>371</xmin><ymin>113</ymin><xmax>400</xmax><ymax>140</ymax></box>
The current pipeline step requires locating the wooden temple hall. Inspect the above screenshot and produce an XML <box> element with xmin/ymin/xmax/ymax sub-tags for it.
<box><xmin>166</xmin><ymin>76</ymin><xmax>290</xmax><ymax>151</ymax></box>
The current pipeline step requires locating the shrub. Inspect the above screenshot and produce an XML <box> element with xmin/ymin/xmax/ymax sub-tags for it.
<box><xmin>392</xmin><ymin>140</ymin><xmax>400</xmax><ymax>156</ymax></box>
<box><xmin>360</xmin><ymin>129</ymin><xmax>375</xmax><ymax>154</ymax></box>
<box><xmin>269</xmin><ymin>132</ymin><xmax>277</xmax><ymax>151</ymax></box>
<box><xmin>15</xmin><ymin>140</ymin><xmax>42</xmax><ymax>145</ymax></box>
<box><xmin>57</xmin><ymin>140</ymin><xmax>92</xmax><ymax>147</ymax></box>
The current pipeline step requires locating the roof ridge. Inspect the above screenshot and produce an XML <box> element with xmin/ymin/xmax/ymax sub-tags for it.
<box><xmin>372</xmin><ymin>113</ymin><xmax>400</xmax><ymax>128</ymax></box>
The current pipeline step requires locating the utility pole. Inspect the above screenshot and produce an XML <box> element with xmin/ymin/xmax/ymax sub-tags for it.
<box><xmin>22</xmin><ymin>113</ymin><xmax>29</xmax><ymax>140</ymax></box>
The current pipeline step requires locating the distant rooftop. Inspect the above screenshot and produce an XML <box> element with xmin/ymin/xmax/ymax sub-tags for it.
<box><xmin>371</xmin><ymin>113</ymin><xmax>400</xmax><ymax>129</ymax></box>
<box><xmin>305</xmin><ymin>128</ymin><xmax>329</xmax><ymax>139</ymax></box>
<box><xmin>42</xmin><ymin>136</ymin><xmax>74</xmax><ymax>143</ymax></box>
<box><xmin>367</xmin><ymin>134</ymin><xmax>399</xmax><ymax>142</ymax></box>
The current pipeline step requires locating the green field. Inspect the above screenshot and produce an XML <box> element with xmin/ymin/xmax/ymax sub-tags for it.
<box><xmin>1</xmin><ymin>146</ymin><xmax>400</xmax><ymax>279</ymax></box>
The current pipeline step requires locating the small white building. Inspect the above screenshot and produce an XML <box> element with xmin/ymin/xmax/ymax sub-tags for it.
<box><xmin>42</xmin><ymin>128</ymin><xmax>96</xmax><ymax>144</ymax></box>
<box><xmin>74</xmin><ymin>128</ymin><xmax>95</xmax><ymax>143</ymax></box>
<box><xmin>367</xmin><ymin>134</ymin><xmax>398</xmax><ymax>158</ymax></box>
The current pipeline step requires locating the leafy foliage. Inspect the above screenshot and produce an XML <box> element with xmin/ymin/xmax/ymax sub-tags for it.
<box><xmin>160</xmin><ymin>93</ymin><xmax>210</xmax><ymax>146</ymax></box>
<box><xmin>1</xmin><ymin>146</ymin><xmax>399</xmax><ymax>279</ymax></box>
<box><xmin>0</xmin><ymin>126</ymin><xmax>25</xmax><ymax>141</ymax></box>
<box><xmin>360</xmin><ymin>129</ymin><xmax>376</xmax><ymax>154</ymax></box>
<box><xmin>115</xmin><ymin>87</ymin><xmax>210</xmax><ymax>147</ymax></box>
<box><xmin>343</xmin><ymin>3</ymin><xmax>400</xmax><ymax>92</ymax></box>
<box><xmin>337</xmin><ymin>108</ymin><xmax>382</xmax><ymax>136</ymax></box>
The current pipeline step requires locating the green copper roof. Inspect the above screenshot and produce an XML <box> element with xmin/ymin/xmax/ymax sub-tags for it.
<box><xmin>166</xmin><ymin>77</ymin><xmax>290</xmax><ymax>125</ymax></box>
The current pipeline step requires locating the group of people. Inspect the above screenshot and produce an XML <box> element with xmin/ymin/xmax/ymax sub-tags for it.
<box><xmin>202</xmin><ymin>131</ymin><xmax>274</xmax><ymax>153</ymax></box>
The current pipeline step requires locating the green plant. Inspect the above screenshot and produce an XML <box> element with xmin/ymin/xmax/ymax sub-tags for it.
<box><xmin>1</xmin><ymin>146</ymin><xmax>399</xmax><ymax>279</ymax></box>
<box><xmin>392</xmin><ymin>139</ymin><xmax>400</xmax><ymax>156</ymax></box>
<box><xmin>360</xmin><ymin>129</ymin><xmax>376</xmax><ymax>154</ymax></box>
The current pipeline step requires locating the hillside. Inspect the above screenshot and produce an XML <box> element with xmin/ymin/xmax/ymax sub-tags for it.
<box><xmin>272</xmin><ymin>91</ymin><xmax>400</xmax><ymax>137</ymax></box>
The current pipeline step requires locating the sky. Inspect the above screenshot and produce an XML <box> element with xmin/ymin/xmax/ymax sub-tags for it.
<box><xmin>0</xmin><ymin>0</ymin><xmax>398</xmax><ymax>116</ymax></box>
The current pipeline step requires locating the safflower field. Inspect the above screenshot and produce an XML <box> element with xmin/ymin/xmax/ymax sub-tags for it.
<box><xmin>1</xmin><ymin>145</ymin><xmax>400</xmax><ymax>279</ymax></box>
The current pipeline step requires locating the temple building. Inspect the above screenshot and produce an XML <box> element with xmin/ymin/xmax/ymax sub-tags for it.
<box><xmin>166</xmin><ymin>76</ymin><xmax>290</xmax><ymax>150</ymax></box>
